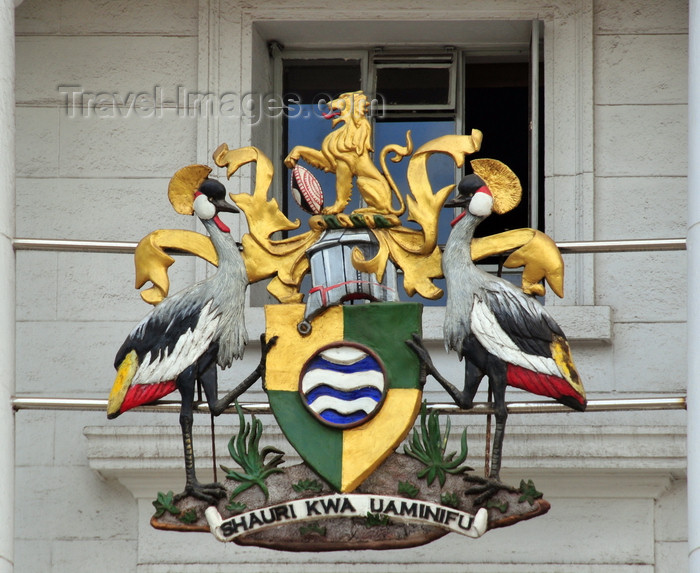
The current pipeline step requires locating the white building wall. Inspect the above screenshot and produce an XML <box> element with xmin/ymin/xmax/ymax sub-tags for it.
<box><xmin>12</xmin><ymin>0</ymin><xmax>689</xmax><ymax>571</ymax></box>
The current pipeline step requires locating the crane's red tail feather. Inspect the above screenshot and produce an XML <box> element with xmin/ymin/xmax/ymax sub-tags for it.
<box><xmin>507</xmin><ymin>364</ymin><xmax>587</xmax><ymax>411</ymax></box>
<box><xmin>119</xmin><ymin>380</ymin><xmax>177</xmax><ymax>414</ymax></box>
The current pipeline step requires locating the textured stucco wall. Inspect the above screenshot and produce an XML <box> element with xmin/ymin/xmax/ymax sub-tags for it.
<box><xmin>13</xmin><ymin>0</ymin><xmax>689</xmax><ymax>570</ymax></box>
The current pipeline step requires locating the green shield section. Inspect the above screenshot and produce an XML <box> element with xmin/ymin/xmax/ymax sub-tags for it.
<box><xmin>343</xmin><ymin>302</ymin><xmax>422</xmax><ymax>390</ymax></box>
<box><xmin>267</xmin><ymin>390</ymin><xmax>342</xmax><ymax>488</ymax></box>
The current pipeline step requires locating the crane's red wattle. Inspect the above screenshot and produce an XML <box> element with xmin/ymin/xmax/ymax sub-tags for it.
<box><xmin>214</xmin><ymin>215</ymin><xmax>230</xmax><ymax>233</ymax></box>
<box><xmin>451</xmin><ymin>211</ymin><xmax>467</xmax><ymax>227</ymax></box>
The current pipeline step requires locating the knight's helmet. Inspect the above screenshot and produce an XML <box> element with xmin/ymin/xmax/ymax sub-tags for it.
<box><xmin>297</xmin><ymin>228</ymin><xmax>399</xmax><ymax>334</ymax></box>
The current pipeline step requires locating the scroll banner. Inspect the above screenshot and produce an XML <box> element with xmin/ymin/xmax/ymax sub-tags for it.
<box><xmin>205</xmin><ymin>494</ymin><xmax>488</xmax><ymax>541</ymax></box>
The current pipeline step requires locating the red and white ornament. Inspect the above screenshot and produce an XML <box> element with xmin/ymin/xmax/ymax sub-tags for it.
<box><xmin>291</xmin><ymin>165</ymin><xmax>324</xmax><ymax>215</ymax></box>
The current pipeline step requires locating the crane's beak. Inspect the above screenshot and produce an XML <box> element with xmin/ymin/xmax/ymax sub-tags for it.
<box><xmin>212</xmin><ymin>197</ymin><xmax>239</xmax><ymax>214</ymax></box>
<box><xmin>443</xmin><ymin>193</ymin><xmax>470</xmax><ymax>209</ymax></box>
<box><xmin>445</xmin><ymin>193</ymin><xmax>472</xmax><ymax>227</ymax></box>
<box><xmin>210</xmin><ymin>197</ymin><xmax>239</xmax><ymax>233</ymax></box>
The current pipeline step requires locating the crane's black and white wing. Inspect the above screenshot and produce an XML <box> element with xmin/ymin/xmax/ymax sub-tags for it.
<box><xmin>470</xmin><ymin>282</ymin><xmax>586</xmax><ymax>410</ymax></box>
<box><xmin>108</xmin><ymin>297</ymin><xmax>221</xmax><ymax>417</ymax></box>
<box><xmin>129</xmin><ymin>298</ymin><xmax>220</xmax><ymax>384</ymax></box>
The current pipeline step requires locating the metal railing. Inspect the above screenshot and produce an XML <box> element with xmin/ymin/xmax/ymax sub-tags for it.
<box><xmin>12</xmin><ymin>237</ymin><xmax>688</xmax><ymax>255</ymax></box>
<box><xmin>11</xmin><ymin>395</ymin><xmax>687</xmax><ymax>414</ymax></box>
<box><xmin>11</xmin><ymin>236</ymin><xmax>688</xmax><ymax>415</ymax></box>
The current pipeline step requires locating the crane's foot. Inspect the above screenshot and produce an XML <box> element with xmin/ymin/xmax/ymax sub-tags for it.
<box><xmin>262</xmin><ymin>334</ymin><xmax>278</xmax><ymax>359</ymax></box>
<box><xmin>256</xmin><ymin>333</ymin><xmax>278</xmax><ymax>377</ymax></box>
<box><xmin>464</xmin><ymin>475</ymin><xmax>517</xmax><ymax>507</ymax></box>
<box><xmin>174</xmin><ymin>480</ymin><xmax>227</xmax><ymax>505</ymax></box>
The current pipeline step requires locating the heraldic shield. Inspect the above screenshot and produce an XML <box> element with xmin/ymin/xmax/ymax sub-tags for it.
<box><xmin>265</xmin><ymin>302</ymin><xmax>423</xmax><ymax>493</ymax></box>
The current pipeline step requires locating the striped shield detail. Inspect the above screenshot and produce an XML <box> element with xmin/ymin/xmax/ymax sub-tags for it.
<box><xmin>265</xmin><ymin>302</ymin><xmax>423</xmax><ymax>493</ymax></box>
<box><xmin>300</xmin><ymin>344</ymin><xmax>386</xmax><ymax>427</ymax></box>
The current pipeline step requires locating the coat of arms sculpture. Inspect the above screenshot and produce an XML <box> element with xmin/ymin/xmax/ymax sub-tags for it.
<box><xmin>107</xmin><ymin>90</ymin><xmax>585</xmax><ymax>550</ymax></box>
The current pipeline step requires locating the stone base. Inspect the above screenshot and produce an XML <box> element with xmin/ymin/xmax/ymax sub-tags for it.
<box><xmin>151</xmin><ymin>453</ymin><xmax>550</xmax><ymax>551</ymax></box>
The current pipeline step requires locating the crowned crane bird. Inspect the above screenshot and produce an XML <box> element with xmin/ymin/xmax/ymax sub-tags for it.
<box><xmin>107</xmin><ymin>178</ymin><xmax>268</xmax><ymax>503</ymax></box>
<box><xmin>409</xmin><ymin>169</ymin><xmax>586</xmax><ymax>485</ymax></box>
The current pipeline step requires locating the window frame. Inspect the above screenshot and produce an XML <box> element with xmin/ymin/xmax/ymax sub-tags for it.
<box><xmin>368</xmin><ymin>49</ymin><xmax>458</xmax><ymax>114</ymax></box>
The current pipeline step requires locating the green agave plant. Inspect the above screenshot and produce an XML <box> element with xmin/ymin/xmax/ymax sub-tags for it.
<box><xmin>220</xmin><ymin>403</ymin><xmax>285</xmax><ymax>500</ymax></box>
<box><xmin>403</xmin><ymin>401</ymin><xmax>471</xmax><ymax>487</ymax></box>
<box><xmin>177</xmin><ymin>509</ymin><xmax>198</xmax><ymax>524</ymax></box>
<box><xmin>440</xmin><ymin>491</ymin><xmax>460</xmax><ymax>509</ymax></box>
<box><xmin>299</xmin><ymin>522</ymin><xmax>327</xmax><ymax>536</ymax></box>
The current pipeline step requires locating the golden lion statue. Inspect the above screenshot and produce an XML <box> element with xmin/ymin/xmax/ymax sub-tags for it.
<box><xmin>284</xmin><ymin>91</ymin><xmax>412</xmax><ymax>216</ymax></box>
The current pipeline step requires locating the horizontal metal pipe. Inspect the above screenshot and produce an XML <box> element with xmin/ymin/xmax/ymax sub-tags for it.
<box><xmin>12</xmin><ymin>396</ymin><xmax>686</xmax><ymax>415</ymax></box>
<box><xmin>431</xmin><ymin>396</ymin><xmax>687</xmax><ymax>415</ymax></box>
<box><xmin>556</xmin><ymin>238</ymin><xmax>686</xmax><ymax>254</ymax></box>
<box><xmin>13</xmin><ymin>237</ymin><xmax>688</xmax><ymax>255</ymax></box>
<box><xmin>13</xmin><ymin>238</ymin><xmax>140</xmax><ymax>254</ymax></box>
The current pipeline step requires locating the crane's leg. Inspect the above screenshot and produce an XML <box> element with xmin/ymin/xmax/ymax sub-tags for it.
<box><xmin>175</xmin><ymin>363</ymin><xmax>226</xmax><ymax>504</ymax></box>
<box><xmin>198</xmin><ymin>343</ymin><xmax>220</xmax><ymax>412</ymax></box>
<box><xmin>488</xmin><ymin>367</ymin><xmax>508</xmax><ymax>482</ymax></box>
<box><xmin>463</xmin><ymin>355</ymin><xmax>513</xmax><ymax>504</ymax></box>
<box><xmin>406</xmin><ymin>333</ymin><xmax>491</xmax><ymax>409</ymax></box>
<box><xmin>461</xmin><ymin>336</ymin><xmax>490</xmax><ymax>408</ymax></box>
<box><xmin>406</xmin><ymin>333</ymin><xmax>475</xmax><ymax>407</ymax></box>
<box><xmin>210</xmin><ymin>335</ymin><xmax>277</xmax><ymax>416</ymax></box>
<box><xmin>460</xmin><ymin>337</ymin><xmax>509</xmax><ymax>480</ymax></box>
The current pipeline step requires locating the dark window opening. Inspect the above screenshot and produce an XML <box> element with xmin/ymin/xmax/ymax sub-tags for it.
<box><xmin>464</xmin><ymin>61</ymin><xmax>544</xmax><ymax>238</ymax></box>
<box><xmin>282</xmin><ymin>59</ymin><xmax>362</xmax><ymax>104</ymax></box>
<box><xmin>375</xmin><ymin>66</ymin><xmax>451</xmax><ymax>106</ymax></box>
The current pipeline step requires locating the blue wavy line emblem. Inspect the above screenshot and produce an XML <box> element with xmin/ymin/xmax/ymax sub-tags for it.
<box><xmin>299</xmin><ymin>345</ymin><xmax>387</xmax><ymax>428</ymax></box>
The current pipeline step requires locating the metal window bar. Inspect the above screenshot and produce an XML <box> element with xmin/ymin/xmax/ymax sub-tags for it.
<box><xmin>11</xmin><ymin>236</ymin><xmax>688</xmax><ymax>415</ymax></box>
<box><xmin>529</xmin><ymin>19</ymin><xmax>541</xmax><ymax>232</ymax></box>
